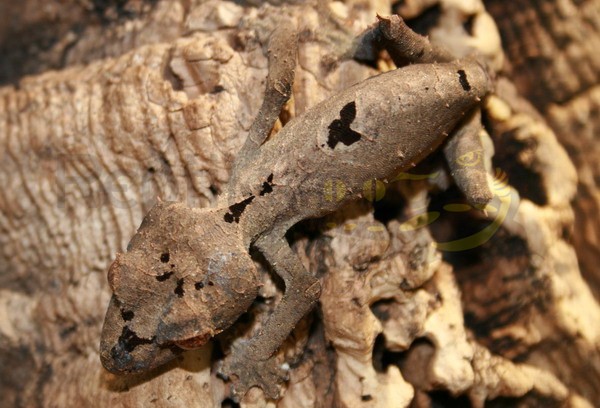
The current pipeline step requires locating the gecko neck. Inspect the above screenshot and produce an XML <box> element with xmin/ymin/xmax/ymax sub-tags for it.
<box><xmin>218</xmin><ymin>194</ymin><xmax>290</xmax><ymax>249</ymax></box>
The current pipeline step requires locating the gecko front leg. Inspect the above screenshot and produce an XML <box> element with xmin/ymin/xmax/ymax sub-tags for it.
<box><xmin>219</xmin><ymin>20</ymin><xmax>307</xmax><ymax>400</ymax></box>
<box><xmin>219</xmin><ymin>232</ymin><xmax>321</xmax><ymax>399</ymax></box>
<box><xmin>228</xmin><ymin>20</ymin><xmax>298</xmax><ymax>194</ymax></box>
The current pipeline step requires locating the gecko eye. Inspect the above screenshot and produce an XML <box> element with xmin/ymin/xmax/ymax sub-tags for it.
<box><xmin>174</xmin><ymin>332</ymin><xmax>213</xmax><ymax>350</ymax></box>
<box><xmin>107</xmin><ymin>253</ymin><xmax>125</xmax><ymax>292</ymax></box>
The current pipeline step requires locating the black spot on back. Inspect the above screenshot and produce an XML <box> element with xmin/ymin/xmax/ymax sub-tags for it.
<box><xmin>174</xmin><ymin>278</ymin><xmax>185</xmax><ymax>297</ymax></box>
<box><xmin>327</xmin><ymin>102</ymin><xmax>362</xmax><ymax>149</ymax></box>
<box><xmin>457</xmin><ymin>70</ymin><xmax>471</xmax><ymax>91</ymax></box>
<box><xmin>224</xmin><ymin>195</ymin><xmax>255</xmax><ymax>223</ymax></box>
<box><xmin>259</xmin><ymin>174</ymin><xmax>274</xmax><ymax>196</ymax></box>
<box><xmin>195</xmin><ymin>282</ymin><xmax>204</xmax><ymax>290</ymax></box>
<box><xmin>160</xmin><ymin>252</ymin><xmax>170</xmax><ymax>263</ymax></box>
<box><xmin>156</xmin><ymin>271</ymin><xmax>174</xmax><ymax>282</ymax></box>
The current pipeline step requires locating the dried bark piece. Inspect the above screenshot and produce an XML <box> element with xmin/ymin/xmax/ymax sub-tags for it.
<box><xmin>0</xmin><ymin>1</ymin><xmax>188</xmax><ymax>85</ymax></box>
<box><xmin>486</xmin><ymin>0</ymin><xmax>600</xmax><ymax>108</ymax></box>
<box><xmin>546</xmin><ymin>86</ymin><xmax>600</xmax><ymax>299</ymax></box>
<box><xmin>458</xmin><ymin>76</ymin><xmax>600</xmax><ymax>405</ymax></box>
<box><xmin>485</xmin><ymin>0</ymin><xmax>600</xmax><ymax>329</ymax></box>
<box><xmin>316</xmin><ymin>204</ymin><xmax>430</xmax><ymax>407</ymax></box>
<box><xmin>468</xmin><ymin>342</ymin><xmax>574</xmax><ymax>408</ymax></box>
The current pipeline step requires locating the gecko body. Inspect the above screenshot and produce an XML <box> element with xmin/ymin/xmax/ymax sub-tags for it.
<box><xmin>100</xmin><ymin>16</ymin><xmax>493</xmax><ymax>398</ymax></box>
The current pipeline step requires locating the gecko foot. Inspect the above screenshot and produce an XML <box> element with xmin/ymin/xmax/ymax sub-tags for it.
<box><xmin>218</xmin><ymin>342</ymin><xmax>289</xmax><ymax>400</ymax></box>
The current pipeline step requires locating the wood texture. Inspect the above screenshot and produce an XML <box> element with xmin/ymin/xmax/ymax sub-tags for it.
<box><xmin>0</xmin><ymin>0</ymin><xmax>598</xmax><ymax>407</ymax></box>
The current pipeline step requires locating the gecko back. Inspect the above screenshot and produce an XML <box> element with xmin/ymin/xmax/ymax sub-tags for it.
<box><xmin>235</xmin><ymin>59</ymin><xmax>492</xmax><ymax>224</ymax></box>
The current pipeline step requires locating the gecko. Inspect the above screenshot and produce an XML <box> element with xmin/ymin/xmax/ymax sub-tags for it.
<box><xmin>99</xmin><ymin>15</ymin><xmax>494</xmax><ymax>399</ymax></box>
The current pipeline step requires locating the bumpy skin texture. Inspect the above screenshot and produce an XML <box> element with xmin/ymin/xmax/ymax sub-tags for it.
<box><xmin>99</xmin><ymin>15</ymin><xmax>493</xmax><ymax>398</ymax></box>
<box><xmin>101</xmin><ymin>204</ymin><xmax>259</xmax><ymax>373</ymax></box>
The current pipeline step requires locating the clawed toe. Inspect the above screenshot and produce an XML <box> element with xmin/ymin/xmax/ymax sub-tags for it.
<box><xmin>219</xmin><ymin>345</ymin><xmax>288</xmax><ymax>400</ymax></box>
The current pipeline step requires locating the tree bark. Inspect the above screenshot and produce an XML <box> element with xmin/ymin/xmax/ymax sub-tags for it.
<box><xmin>0</xmin><ymin>0</ymin><xmax>598</xmax><ymax>407</ymax></box>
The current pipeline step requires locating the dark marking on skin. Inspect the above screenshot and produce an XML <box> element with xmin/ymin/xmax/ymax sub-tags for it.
<box><xmin>156</xmin><ymin>271</ymin><xmax>174</xmax><ymax>282</ymax></box>
<box><xmin>457</xmin><ymin>70</ymin><xmax>471</xmax><ymax>91</ymax></box>
<box><xmin>195</xmin><ymin>282</ymin><xmax>204</xmax><ymax>290</ymax></box>
<box><xmin>223</xmin><ymin>196</ymin><xmax>255</xmax><ymax>223</ymax></box>
<box><xmin>208</xmin><ymin>281</ymin><xmax>214</xmax><ymax>286</ymax></box>
<box><xmin>160</xmin><ymin>252</ymin><xmax>170</xmax><ymax>263</ymax></box>
<box><xmin>327</xmin><ymin>102</ymin><xmax>362</xmax><ymax>149</ymax></box>
<box><xmin>175</xmin><ymin>278</ymin><xmax>185</xmax><ymax>297</ymax></box>
<box><xmin>121</xmin><ymin>310</ymin><xmax>134</xmax><ymax>321</ymax></box>
<box><xmin>116</xmin><ymin>326</ymin><xmax>155</xmax><ymax>353</ymax></box>
<box><xmin>259</xmin><ymin>174</ymin><xmax>274</xmax><ymax>196</ymax></box>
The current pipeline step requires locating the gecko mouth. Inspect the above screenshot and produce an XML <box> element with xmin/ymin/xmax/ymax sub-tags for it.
<box><xmin>102</xmin><ymin>340</ymin><xmax>182</xmax><ymax>374</ymax></box>
<box><xmin>174</xmin><ymin>332</ymin><xmax>213</xmax><ymax>350</ymax></box>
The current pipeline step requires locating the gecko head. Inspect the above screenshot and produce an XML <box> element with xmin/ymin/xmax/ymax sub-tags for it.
<box><xmin>100</xmin><ymin>202</ymin><xmax>259</xmax><ymax>374</ymax></box>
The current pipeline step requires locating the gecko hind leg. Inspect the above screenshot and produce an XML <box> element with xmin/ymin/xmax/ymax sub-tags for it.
<box><xmin>371</xmin><ymin>15</ymin><xmax>494</xmax><ymax>206</ymax></box>
<box><xmin>357</xmin><ymin>14</ymin><xmax>455</xmax><ymax>65</ymax></box>
<box><xmin>219</xmin><ymin>232</ymin><xmax>321</xmax><ymax>400</ymax></box>
<box><xmin>443</xmin><ymin>109</ymin><xmax>493</xmax><ymax>206</ymax></box>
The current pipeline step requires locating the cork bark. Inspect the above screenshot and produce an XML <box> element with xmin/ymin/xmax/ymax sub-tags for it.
<box><xmin>0</xmin><ymin>0</ymin><xmax>598</xmax><ymax>407</ymax></box>
<box><xmin>486</xmin><ymin>0</ymin><xmax>600</xmax><ymax>302</ymax></box>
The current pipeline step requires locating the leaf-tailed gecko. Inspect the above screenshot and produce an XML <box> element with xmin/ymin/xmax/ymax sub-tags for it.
<box><xmin>100</xmin><ymin>15</ymin><xmax>493</xmax><ymax>399</ymax></box>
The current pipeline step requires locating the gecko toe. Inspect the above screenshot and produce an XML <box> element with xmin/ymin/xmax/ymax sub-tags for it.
<box><xmin>219</xmin><ymin>343</ymin><xmax>288</xmax><ymax>400</ymax></box>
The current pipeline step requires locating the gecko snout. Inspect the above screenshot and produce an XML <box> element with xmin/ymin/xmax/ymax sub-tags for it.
<box><xmin>99</xmin><ymin>295</ymin><xmax>183</xmax><ymax>374</ymax></box>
